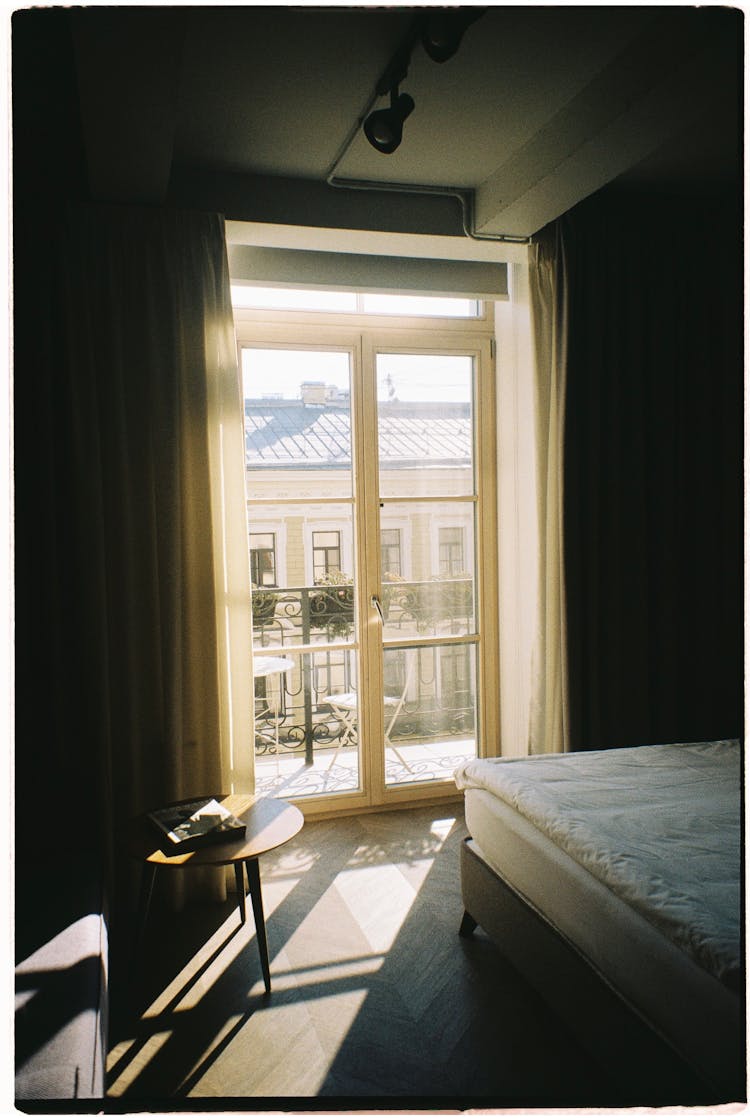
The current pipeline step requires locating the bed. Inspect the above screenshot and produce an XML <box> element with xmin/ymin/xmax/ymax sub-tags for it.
<box><xmin>454</xmin><ymin>739</ymin><xmax>744</xmax><ymax>1104</ymax></box>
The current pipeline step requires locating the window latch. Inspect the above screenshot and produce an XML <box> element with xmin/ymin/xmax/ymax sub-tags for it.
<box><xmin>371</xmin><ymin>595</ymin><xmax>386</xmax><ymax>624</ymax></box>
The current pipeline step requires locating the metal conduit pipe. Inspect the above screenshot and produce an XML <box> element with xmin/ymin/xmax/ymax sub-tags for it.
<box><xmin>326</xmin><ymin>170</ymin><xmax>530</xmax><ymax>246</ymax></box>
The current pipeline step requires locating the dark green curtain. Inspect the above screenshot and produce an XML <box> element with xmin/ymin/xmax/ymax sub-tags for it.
<box><xmin>13</xmin><ymin>11</ymin><xmax>95</xmax><ymax>852</ymax></box>
<box><xmin>562</xmin><ymin>190</ymin><xmax>743</xmax><ymax>750</ymax></box>
<box><xmin>13</xmin><ymin>12</ymin><xmax>253</xmax><ymax>916</ymax></box>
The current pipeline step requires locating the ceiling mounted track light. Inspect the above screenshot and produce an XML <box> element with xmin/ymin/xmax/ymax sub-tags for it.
<box><xmin>329</xmin><ymin>10</ymin><xmax>526</xmax><ymax>241</ymax></box>
<box><xmin>421</xmin><ymin>9</ymin><xmax>485</xmax><ymax>63</ymax></box>
<box><xmin>361</xmin><ymin>9</ymin><xmax>485</xmax><ymax>155</ymax></box>
<box><xmin>364</xmin><ymin>86</ymin><xmax>415</xmax><ymax>154</ymax></box>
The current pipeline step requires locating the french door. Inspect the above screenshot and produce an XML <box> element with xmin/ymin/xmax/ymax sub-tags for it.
<box><xmin>239</xmin><ymin>320</ymin><xmax>497</xmax><ymax>811</ymax></box>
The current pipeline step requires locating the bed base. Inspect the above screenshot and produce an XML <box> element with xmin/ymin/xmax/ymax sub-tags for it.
<box><xmin>460</xmin><ymin>837</ymin><xmax>744</xmax><ymax>1105</ymax></box>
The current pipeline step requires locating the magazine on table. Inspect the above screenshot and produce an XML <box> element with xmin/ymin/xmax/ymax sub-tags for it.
<box><xmin>148</xmin><ymin>798</ymin><xmax>246</xmax><ymax>852</ymax></box>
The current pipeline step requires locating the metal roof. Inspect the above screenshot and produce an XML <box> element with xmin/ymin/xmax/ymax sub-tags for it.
<box><xmin>245</xmin><ymin>399</ymin><xmax>471</xmax><ymax>469</ymax></box>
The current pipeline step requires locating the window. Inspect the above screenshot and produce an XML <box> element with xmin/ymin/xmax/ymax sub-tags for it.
<box><xmin>250</xmin><ymin>532</ymin><xmax>277</xmax><ymax>586</ymax></box>
<box><xmin>381</xmin><ymin>528</ymin><xmax>402</xmax><ymax>578</ymax></box>
<box><xmin>232</xmin><ymin>287</ymin><xmax>357</xmax><ymax>313</ymax></box>
<box><xmin>231</xmin><ymin>286</ymin><xmax>481</xmax><ymax>318</ymax></box>
<box><xmin>360</xmin><ymin>293</ymin><xmax>478</xmax><ymax>318</ymax></box>
<box><xmin>237</xmin><ymin>295</ymin><xmax>498</xmax><ymax>811</ymax></box>
<box><xmin>312</xmin><ymin>530</ymin><xmax>342</xmax><ymax>579</ymax></box>
<box><xmin>439</xmin><ymin>527</ymin><xmax>465</xmax><ymax>576</ymax></box>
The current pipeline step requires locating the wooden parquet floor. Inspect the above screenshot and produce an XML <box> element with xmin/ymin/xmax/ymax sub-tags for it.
<box><xmin>107</xmin><ymin>803</ymin><xmax>617</xmax><ymax>1109</ymax></box>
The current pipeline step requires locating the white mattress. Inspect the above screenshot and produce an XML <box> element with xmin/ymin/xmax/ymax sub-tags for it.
<box><xmin>455</xmin><ymin>740</ymin><xmax>743</xmax><ymax>1095</ymax></box>
<box><xmin>455</xmin><ymin>739</ymin><xmax>741</xmax><ymax>990</ymax></box>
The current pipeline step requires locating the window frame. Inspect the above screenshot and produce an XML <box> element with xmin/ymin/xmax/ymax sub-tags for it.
<box><xmin>235</xmin><ymin>307</ymin><xmax>499</xmax><ymax>814</ymax></box>
<box><xmin>233</xmin><ymin>299</ymin><xmax>495</xmax><ymax>337</ymax></box>
<box><xmin>230</xmin><ymin>285</ymin><xmax>486</xmax><ymax>321</ymax></box>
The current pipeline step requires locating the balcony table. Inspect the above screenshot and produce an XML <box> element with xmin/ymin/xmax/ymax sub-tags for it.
<box><xmin>253</xmin><ymin>655</ymin><xmax>295</xmax><ymax>753</ymax></box>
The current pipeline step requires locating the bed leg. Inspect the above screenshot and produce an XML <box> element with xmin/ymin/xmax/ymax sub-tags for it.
<box><xmin>459</xmin><ymin>910</ymin><xmax>478</xmax><ymax>938</ymax></box>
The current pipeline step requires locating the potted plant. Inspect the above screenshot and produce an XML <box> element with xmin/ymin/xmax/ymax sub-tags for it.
<box><xmin>251</xmin><ymin>584</ymin><xmax>278</xmax><ymax>626</ymax></box>
<box><xmin>309</xmin><ymin>570</ymin><xmax>354</xmax><ymax>639</ymax></box>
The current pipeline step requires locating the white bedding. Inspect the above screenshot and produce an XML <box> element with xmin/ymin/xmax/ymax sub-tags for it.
<box><xmin>455</xmin><ymin>739</ymin><xmax>741</xmax><ymax>990</ymax></box>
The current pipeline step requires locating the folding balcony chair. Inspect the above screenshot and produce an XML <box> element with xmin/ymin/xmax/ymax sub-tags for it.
<box><xmin>324</xmin><ymin>662</ymin><xmax>415</xmax><ymax>773</ymax></box>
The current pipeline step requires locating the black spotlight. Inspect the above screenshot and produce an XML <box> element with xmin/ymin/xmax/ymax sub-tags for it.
<box><xmin>364</xmin><ymin>87</ymin><xmax>415</xmax><ymax>154</ymax></box>
<box><xmin>421</xmin><ymin>9</ymin><xmax>484</xmax><ymax>63</ymax></box>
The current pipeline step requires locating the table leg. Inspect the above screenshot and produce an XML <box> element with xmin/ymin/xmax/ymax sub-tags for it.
<box><xmin>245</xmin><ymin>857</ymin><xmax>271</xmax><ymax>994</ymax></box>
<box><xmin>234</xmin><ymin>862</ymin><xmax>247</xmax><ymax>924</ymax></box>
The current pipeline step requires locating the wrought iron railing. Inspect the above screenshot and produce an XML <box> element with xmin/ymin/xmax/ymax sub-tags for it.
<box><xmin>252</xmin><ymin>580</ymin><xmax>474</xmax><ymax>763</ymax></box>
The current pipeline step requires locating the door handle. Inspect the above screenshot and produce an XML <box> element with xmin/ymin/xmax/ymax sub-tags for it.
<box><xmin>371</xmin><ymin>594</ymin><xmax>385</xmax><ymax>624</ymax></box>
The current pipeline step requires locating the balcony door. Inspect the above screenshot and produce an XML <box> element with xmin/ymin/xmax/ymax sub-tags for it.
<box><xmin>238</xmin><ymin>318</ymin><xmax>497</xmax><ymax>812</ymax></box>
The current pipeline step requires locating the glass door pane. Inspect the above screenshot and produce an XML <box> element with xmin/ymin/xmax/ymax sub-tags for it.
<box><xmin>243</xmin><ymin>347</ymin><xmax>362</xmax><ymax>798</ymax></box>
<box><xmin>381</xmin><ymin>501</ymin><xmax>475</xmax><ymax>640</ymax></box>
<box><xmin>375</xmin><ymin>352</ymin><xmax>479</xmax><ymax>787</ymax></box>
<box><xmin>377</xmin><ymin>353</ymin><xmax>474</xmax><ymax>498</ymax></box>
<box><xmin>382</xmin><ymin>644</ymin><xmax>477</xmax><ymax>785</ymax></box>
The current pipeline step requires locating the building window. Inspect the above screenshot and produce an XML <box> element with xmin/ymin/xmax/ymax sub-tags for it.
<box><xmin>381</xmin><ymin>528</ymin><xmax>402</xmax><ymax>578</ymax></box>
<box><xmin>312</xmin><ymin>530</ymin><xmax>342</xmax><ymax>579</ymax></box>
<box><xmin>250</xmin><ymin>532</ymin><xmax>277</xmax><ymax>587</ymax></box>
<box><xmin>439</xmin><ymin>527</ymin><xmax>464</xmax><ymax>576</ymax></box>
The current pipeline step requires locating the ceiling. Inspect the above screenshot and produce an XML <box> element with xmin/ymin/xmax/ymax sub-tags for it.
<box><xmin>71</xmin><ymin>5</ymin><xmax>742</xmax><ymax>240</ymax></box>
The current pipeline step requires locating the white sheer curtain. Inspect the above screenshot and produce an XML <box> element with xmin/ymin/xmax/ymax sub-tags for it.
<box><xmin>60</xmin><ymin>205</ymin><xmax>253</xmax><ymax>902</ymax></box>
<box><xmin>496</xmin><ymin>228</ymin><xmax>568</xmax><ymax>757</ymax></box>
<box><xmin>528</xmin><ymin>223</ymin><xmax>569</xmax><ymax>754</ymax></box>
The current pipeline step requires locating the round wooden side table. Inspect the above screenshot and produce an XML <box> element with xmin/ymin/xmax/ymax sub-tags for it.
<box><xmin>128</xmin><ymin>794</ymin><xmax>304</xmax><ymax>993</ymax></box>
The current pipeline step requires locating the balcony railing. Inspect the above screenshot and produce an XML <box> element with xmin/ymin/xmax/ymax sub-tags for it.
<box><xmin>252</xmin><ymin>580</ymin><xmax>474</xmax><ymax>763</ymax></box>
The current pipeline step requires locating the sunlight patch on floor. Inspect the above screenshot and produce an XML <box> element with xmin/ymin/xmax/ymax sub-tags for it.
<box><xmin>251</xmin><ymin>870</ymin><xmax>301</xmax><ymax>914</ymax></box>
<box><xmin>263</xmin><ymin>953</ymin><xmax>385</xmax><ymax>993</ymax></box>
<box><xmin>175</xmin><ymin>1012</ymin><xmax>245</xmax><ymax>1095</ymax></box>
<box><xmin>107</xmin><ymin>1030</ymin><xmax>173</xmax><ymax>1097</ymax></box>
<box><xmin>185</xmin><ymin>969</ymin><xmax>369</xmax><ymax>1098</ymax></box>
<box><xmin>262</xmin><ymin>845</ymin><xmax>319</xmax><ymax>878</ymax></box>
<box><xmin>136</xmin><ymin>871</ymin><xmax>307</xmax><ymax>1019</ymax></box>
<box><xmin>430</xmin><ymin>816</ymin><xmax>457</xmax><ymax>841</ymax></box>
<box><xmin>106</xmin><ymin>1036</ymin><xmax>135</xmax><ymax>1075</ymax></box>
<box><xmin>138</xmin><ymin>922</ymin><xmax>242</xmax><ymax>1018</ymax></box>
<box><xmin>334</xmin><ymin>861</ymin><xmax>422</xmax><ymax>954</ymax></box>
<box><xmin>138</xmin><ymin>884</ymin><xmax>301</xmax><ymax>1020</ymax></box>
<box><xmin>255</xmin><ymin>738</ymin><xmax>475</xmax><ymax>799</ymax></box>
